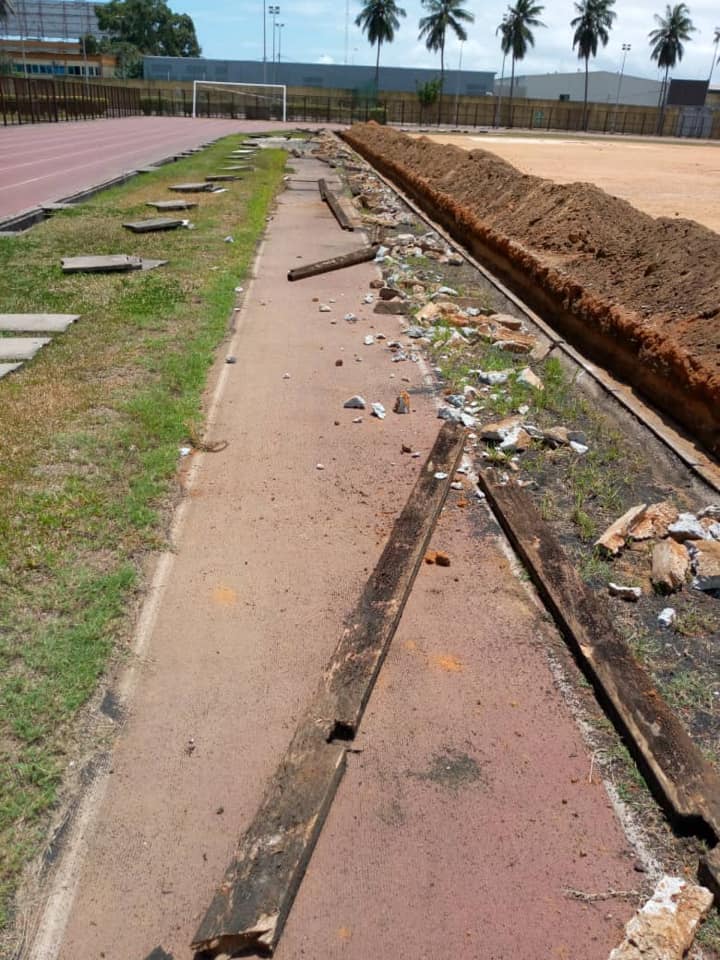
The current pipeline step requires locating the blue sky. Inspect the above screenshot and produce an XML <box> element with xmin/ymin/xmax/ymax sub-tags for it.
<box><xmin>183</xmin><ymin>0</ymin><xmax>720</xmax><ymax>84</ymax></box>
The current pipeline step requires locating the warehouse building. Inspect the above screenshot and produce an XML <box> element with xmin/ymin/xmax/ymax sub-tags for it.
<box><xmin>495</xmin><ymin>70</ymin><xmax>664</xmax><ymax>106</ymax></box>
<box><xmin>143</xmin><ymin>56</ymin><xmax>495</xmax><ymax>96</ymax></box>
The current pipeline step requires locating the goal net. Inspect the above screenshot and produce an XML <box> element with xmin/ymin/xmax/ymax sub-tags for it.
<box><xmin>192</xmin><ymin>81</ymin><xmax>287</xmax><ymax>122</ymax></box>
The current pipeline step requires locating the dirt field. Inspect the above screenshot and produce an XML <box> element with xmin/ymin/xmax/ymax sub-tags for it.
<box><xmin>418</xmin><ymin>133</ymin><xmax>720</xmax><ymax>234</ymax></box>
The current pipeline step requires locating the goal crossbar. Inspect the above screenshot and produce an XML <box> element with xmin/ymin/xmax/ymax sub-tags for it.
<box><xmin>191</xmin><ymin>81</ymin><xmax>287</xmax><ymax>121</ymax></box>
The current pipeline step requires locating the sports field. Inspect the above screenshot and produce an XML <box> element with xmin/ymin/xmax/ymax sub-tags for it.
<box><xmin>419</xmin><ymin>132</ymin><xmax>720</xmax><ymax>233</ymax></box>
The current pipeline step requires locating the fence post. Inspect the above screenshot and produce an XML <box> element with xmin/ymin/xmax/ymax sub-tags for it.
<box><xmin>0</xmin><ymin>79</ymin><xmax>7</xmax><ymax>126</ymax></box>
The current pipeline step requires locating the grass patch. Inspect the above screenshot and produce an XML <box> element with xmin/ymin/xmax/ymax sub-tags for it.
<box><xmin>0</xmin><ymin>135</ymin><xmax>286</xmax><ymax>929</ymax></box>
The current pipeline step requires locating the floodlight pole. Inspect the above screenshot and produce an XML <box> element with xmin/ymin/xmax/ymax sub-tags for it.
<box><xmin>611</xmin><ymin>43</ymin><xmax>631</xmax><ymax>134</ymax></box>
<box><xmin>263</xmin><ymin>0</ymin><xmax>267</xmax><ymax>83</ymax></box>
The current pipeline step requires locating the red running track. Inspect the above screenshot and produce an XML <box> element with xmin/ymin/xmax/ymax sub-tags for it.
<box><xmin>0</xmin><ymin>116</ymin><xmax>335</xmax><ymax>221</ymax></box>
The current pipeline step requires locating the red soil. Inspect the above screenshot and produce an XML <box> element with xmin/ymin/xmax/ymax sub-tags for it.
<box><xmin>342</xmin><ymin>123</ymin><xmax>720</xmax><ymax>455</ymax></box>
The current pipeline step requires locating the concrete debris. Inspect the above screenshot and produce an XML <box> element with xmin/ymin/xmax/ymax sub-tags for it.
<box><xmin>608</xmin><ymin>582</ymin><xmax>642</xmax><ymax>602</ymax></box>
<box><xmin>434</xmin><ymin>472</ymin><xmax>448</xmax><ymax>480</ymax></box>
<box><xmin>517</xmin><ymin>367</ymin><xmax>544</xmax><ymax>390</ymax></box>
<box><xmin>690</xmin><ymin>540</ymin><xmax>720</xmax><ymax>592</ymax></box>
<box><xmin>224</xmin><ymin>236</ymin><xmax>234</xmax><ymax>243</ymax></box>
<box><xmin>628</xmin><ymin>501</ymin><xmax>678</xmax><ymax>540</ymax></box>
<box><xmin>569</xmin><ymin>441</ymin><xmax>589</xmax><ymax>454</ymax></box>
<box><xmin>374</xmin><ymin>300</ymin><xmax>411</xmax><ymax>315</ymax></box>
<box><xmin>319</xmin><ymin>304</ymin><xmax>332</xmax><ymax>313</ymax></box>
<box><xmin>363</xmin><ymin>335</ymin><xmax>375</xmax><ymax>345</ymax></box>
<box><xmin>344</xmin><ymin>313</ymin><xmax>358</xmax><ymax>323</ymax></box>
<box><xmin>499</xmin><ymin>426</ymin><xmax>533</xmax><ymax>453</ymax></box>
<box><xmin>432</xmin><ymin>286</ymin><xmax>458</xmax><ymax>299</ymax></box>
<box><xmin>596</xmin><ymin>505</ymin><xmax>648</xmax><ymax>555</ymax></box>
<box><xmin>495</xmin><ymin>331</ymin><xmax>537</xmax><ymax>353</ymax></box>
<box><xmin>543</xmin><ymin>426</ymin><xmax>570</xmax><ymax>447</ymax></box>
<box><xmin>699</xmin><ymin>505</ymin><xmax>720</xmax><ymax>519</ymax></box>
<box><xmin>438</xmin><ymin>407</ymin><xmax>463</xmax><ymax>423</ymax></box>
<box><xmin>406</xmin><ymin>326</ymin><xmax>425</xmax><ymax>339</ymax></box>
<box><xmin>481</xmin><ymin>415</ymin><xmax>522</xmax><ymax>442</ymax></box>
<box><xmin>379</xmin><ymin>286</ymin><xmax>403</xmax><ymax>300</ymax></box>
<box><xmin>352</xmin><ymin>417</ymin><xmax>363</xmax><ymax>423</ymax></box>
<box><xmin>450</xmin><ymin>481</ymin><xmax>463</xmax><ymax>490</ymax></box>
<box><xmin>658</xmin><ymin>608</ymin><xmax>677</xmax><ymax>628</ymax></box>
<box><xmin>363</xmin><ymin>294</ymin><xmax>374</xmax><ymax>304</ymax></box>
<box><xmin>487</xmin><ymin>313</ymin><xmax>524</xmax><ymax>331</ymax></box>
<box><xmin>609</xmin><ymin>876</ymin><xmax>713</xmax><ymax>960</ymax></box>
<box><xmin>282</xmin><ymin>373</ymin><xmax>291</xmax><ymax>379</ymax></box>
<box><xmin>476</xmin><ymin>369</ymin><xmax>513</xmax><ymax>386</ymax></box>
<box><xmin>393</xmin><ymin>391</ymin><xmax>411</xmax><ymax>414</ymax></box>
<box><xmin>667</xmin><ymin>513</ymin><xmax>710</xmax><ymax>542</ymax></box>
<box><xmin>344</xmin><ymin>395</ymin><xmax>366</xmax><ymax>409</ymax></box>
<box><xmin>371</xmin><ymin>402</ymin><xmax>386</xmax><ymax>419</ymax></box>
<box><xmin>651</xmin><ymin>540</ymin><xmax>690</xmax><ymax>593</ymax></box>
<box><xmin>445</xmin><ymin>395</ymin><xmax>465</xmax><ymax>409</ymax></box>
<box><xmin>316</xmin><ymin>463</ymin><xmax>325</xmax><ymax>470</ymax></box>
<box><xmin>225</xmin><ymin>356</ymin><xmax>237</xmax><ymax>364</ymax></box>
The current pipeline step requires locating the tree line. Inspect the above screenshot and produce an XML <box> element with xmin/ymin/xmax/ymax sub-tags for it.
<box><xmin>355</xmin><ymin>0</ymin><xmax>712</xmax><ymax>131</ymax></box>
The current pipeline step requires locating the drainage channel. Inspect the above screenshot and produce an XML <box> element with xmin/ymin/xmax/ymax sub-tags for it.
<box><xmin>0</xmin><ymin>139</ymin><xmax>222</xmax><ymax>236</ymax></box>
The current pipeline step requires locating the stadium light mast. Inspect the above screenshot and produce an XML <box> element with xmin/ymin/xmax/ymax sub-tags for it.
<box><xmin>269</xmin><ymin>4</ymin><xmax>279</xmax><ymax>71</ymax></box>
<box><xmin>263</xmin><ymin>1</ymin><xmax>267</xmax><ymax>83</ymax></box>
<box><xmin>345</xmin><ymin>0</ymin><xmax>349</xmax><ymax>64</ymax></box>
<box><xmin>611</xmin><ymin>42</ymin><xmax>631</xmax><ymax>133</ymax></box>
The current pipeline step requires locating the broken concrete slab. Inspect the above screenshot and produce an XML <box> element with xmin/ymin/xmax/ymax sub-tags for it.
<box><xmin>651</xmin><ymin>540</ymin><xmax>690</xmax><ymax>593</ymax></box>
<box><xmin>517</xmin><ymin>367</ymin><xmax>544</xmax><ymax>390</ymax></box>
<box><xmin>0</xmin><ymin>337</ymin><xmax>51</xmax><ymax>361</ymax></box>
<box><xmin>608</xmin><ymin>582</ymin><xmax>642</xmax><ymax>601</ymax></box>
<box><xmin>61</xmin><ymin>255</ymin><xmax>168</xmax><ymax>274</ymax></box>
<box><xmin>169</xmin><ymin>183</ymin><xmax>217</xmax><ymax>193</ymax></box>
<box><xmin>374</xmin><ymin>300</ymin><xmax>411</xmax><ymax>315</ymax></box>
<box><xmin>137</xmin><ymin>167</ymin><xmax>160</xmax><ymax>174</ymax></box>
<box><xmin>609</xmin><ymin>876</ymin><xmax>712</xmax><ymax>960</ymax></box>
<box><xmin>0</xmin><ymin>361</ymin><xmax>23</xmax><ymax>379</ymax></box>
<box><xmin>691</xmin><ymin>540</ymin><xmax>720</xmax><ymax>592</ymax></box>
<box><xmin>147</xmin><ymin>200</ymin><xmax>198</xmax><ymax>211</ymax></box>
<box><xmin>0</xmin><ymin>314</ymin><xmax>78</xmax><ymax>333</ymax></box>
<box><xmin>122</xmin><ymin>218</ymin><xmax>186</xmax><ymax>233</ymax></box>
<box><xmin>480</xmin><ymin>415</ymin><xmax>523</xmax><ymax>442</ymax></box>
<box><xmin>205</xmin><ymin>175</ymin><xmax>241</xmax><ymax>182</ymax></box>
<box><xmin>595</xmin><ymin>504</ymin><xmax>648</xmax><ymax>555</ymax></box>
<box><xmin>628</xmin><ymin>501</ymin><xmax>679</xmax><ymax>540</ymax></box>
<box><xmin>668</xmin><ymin>513</ymin><xmax>709</xmax><ymax>542</ymax></box>
<box><xmin>41</xmin><ymin>202</ymin><xmax>76</xmax><ymax>212</ymax></box>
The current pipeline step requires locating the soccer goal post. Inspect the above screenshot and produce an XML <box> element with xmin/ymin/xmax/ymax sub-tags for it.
<box><xmin>191</xmin><ymin>81</ymin><xmax>287</xmax><ymax>122</ymax></box>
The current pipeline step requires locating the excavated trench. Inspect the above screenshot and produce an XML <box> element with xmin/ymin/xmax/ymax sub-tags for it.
<box><xmin>341</xmin><ymin>123</ymin><xmax>720</xmax><ymax>458</ymax></box>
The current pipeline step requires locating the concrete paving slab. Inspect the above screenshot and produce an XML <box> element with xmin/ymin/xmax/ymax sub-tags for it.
<box><xmin>168</xmin><ymin>182</ymin><xmax>216</xmax><ymax>193</ymax></box>
<box><xmin>0</xmin><ymin>337</ymin><xmax>50</xmax><ymax>360</ymax></box>
<box><xmin>61</xmin><ymin>254</ymin><xmax>140</xmax><ymax>273</ymax></box>
<box><xmin>41</xmin><ymin>202</ymin><xmax>76</xmax><ymax>212</ymax></box>
<box><xmin>146</xmin><ymin>200</ymin><xmax>198</xmax><ymax>211</ymax></box>
<box><xmin>205</xmin><ymin>174</ymin><xmax>240</xmax><ymax>182</ymax></box>
<box><xmin>0</xmin><ymin>361</ymin><xmax>23</xmax><ymax>379</ymax></box>
<box><xmin>122</xmin><ymin>218</ymin><xmax>186</xmax><ymax>233</ymax></box>
<box><xmin>0</xmin><ymin>314</ymin><xmax>79</xmax><ymax>332</ymax></box>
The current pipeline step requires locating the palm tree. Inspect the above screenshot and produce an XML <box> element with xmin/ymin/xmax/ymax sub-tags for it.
<box><xmin>503</xmin><ymin>0</ymin><xmax>545</xmax><ymax>127</ymax></box>
<box><xmin>418</xmin><ymin>0</ymin><xmax>475</xmax><ymax>96</ymax></box>
<box><xmin>709</xmin><ymin>26</ymin><xmax>720</xmax><ymax>85</ymax></box>
<box><xmin>649</xmin><ymin>3</ymin><xmax>695</xmax><ymax>134</ymax></box>
<box><xmin>355</xmin><ymin>0</ymin><xmax>407</xmax><ymax>92</ymax></box>
<box><xmin>571</xmin><ymin>0</ymin><xmax>616</xmax><ymax>131</ymax></box>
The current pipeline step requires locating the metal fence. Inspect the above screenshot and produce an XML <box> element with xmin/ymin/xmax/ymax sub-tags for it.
<box><xmin>2</xmin><ymin>76</ymin><xmax>718</xmax><ymax>140</ymax></box>
<box><xmin>0</xmin><ymin>76</ymin><xmax>141</xmax><ymax>124</ymax></box>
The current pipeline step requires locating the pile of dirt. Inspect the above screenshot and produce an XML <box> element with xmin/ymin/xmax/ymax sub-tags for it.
<box><xmin>341</xmin><ymin>123</ymin><xmax>720</xmax><ymax>455</ymax></box>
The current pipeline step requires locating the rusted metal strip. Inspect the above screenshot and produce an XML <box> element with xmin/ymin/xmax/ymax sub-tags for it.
<box><xmin>191</xmin><ymin>422</ymin><xmax>466</xmax><ymax>957</ymax></box>
<box><xmin>287</xmin><ymin>244</ymin><xmax>379</xmax><ymax>282</ymax></box>
<box><xmin>318</xmin><ymin>177</ymin><xmax>355</xmax><ymax>231</ymax></box>
<box><xmin>477</xmin><ymin>469</ymin><xmax>720</xmax><ymax>842</ymax></box>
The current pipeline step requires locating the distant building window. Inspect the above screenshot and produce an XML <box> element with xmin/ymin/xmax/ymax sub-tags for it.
<box><xmin>559</xmin><ymin>93</ymin><xmax>570</xmax><ymax>101</ymax></box>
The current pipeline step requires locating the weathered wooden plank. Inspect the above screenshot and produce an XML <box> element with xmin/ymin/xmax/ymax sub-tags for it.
<box><xmin>146</xmin><ymin>200</ymin><xmax>198</xmax><ymax>211</ymax></box>
<box><xmin>318</xmin><ymin>178</ymin><xmax>354</xmax><ymax>231</ymax></box>
<box><xmin>191</xmin><ymin>423</ymin><xmax>466</xmax><ymax>957</ymax></box>
<box><xmin>0</xmin><ymin>337</ymin><xmax>51</xmax><ymax>361</ymax></box>
<box><xmin>477</xmin><ymin>470</ymin><xmax>720</xmax><ymax>840</ymax></box>
<box><xmin>0</xmin><ymin>361</ymin><xmax>23</xmax><ymax>379</ymax></box>
<box><xmin>122</xmin><ymin>218</ymin><xmax>186</xmax><ymax>233</ymax></box>
<box><xmin>0</xmin><ymin>314</ymin><xmax>78</xmax><ymax>333</ymax></box>
<box><xmin>287</xmin><ymin>244</ymin><xmax>379</xmax><ymax>282</ymax></box>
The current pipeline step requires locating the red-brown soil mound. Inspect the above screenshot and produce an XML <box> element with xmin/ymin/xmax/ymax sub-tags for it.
<box><xmin>341</xmin><ymin>123</ymin><xmax>720</xmax><ymax>456</ymax></box>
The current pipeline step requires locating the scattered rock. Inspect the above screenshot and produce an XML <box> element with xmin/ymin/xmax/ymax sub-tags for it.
<box><xmin>406</xmin><ymin>326</ymin><xmax>425</xmax><ymax>339</ymax></box>
<box><xmin>450</xmin><ymin>481</ymin><xmax>463</xmax><ymax>490</ymax></box>
<box><xmin>569</xmin><ymin>441</ymin><xmax>589</xmax><ymax>454</ymax></box>
<box><xmin>435</xmin><ymin>551</ymin><xmax>451</xmax><ymax>567</ymax></box>
<box><xmin>401</xmin><ymin>443</ymin><xmax>412</xmax><ymax>453</ymax></box>
<box><xmin>344</xmin><ymin>313</ymin><xmax>358</xmax><ymax>323</ymax></box>
<box><xmin>494</xmin><ymin>331</ymin><xmax>537</xmax><ymax>354</ymax></box>
<box><xmin>371</xmin><ymin>402</ymin><xmax>386</xmax><ymax>420</ymax></box>
<box><xmin>609</xmin><ymin>876</ymin><xmax>713</xmax><ymax>960</ymax></box>
<box><xmin>316</xmin><ymin>463</ymin><xmax>325</xmax><ymax>470</ymax></box>
<box><xmin>225</xmin><ymin>356</ymin><xmax>237</xmax><ymax>364</ymax></box>
<box><xmin>628</xmin><ymin>501</ymin><xmax>679</xmax><ymax>540</ymax></box>
<box><xmin>668</xmin><ymin>513</ymin><xmax>709</xmax><ymax>542</ymax></box>
<box><xmin>690</xmin><ymin>540</ymin><xmax>720</xmax><ymax>592</ymax></box>
<box><xmin>651</xmin><ymin>540</ymin><xmax>690</xmax><ymax>593</ymax></box>
<box><xmin>658</xmin><ymin>607</ymin><xmax>677</xmax><ymax>628</ymax></box>
<box><xmin>394</xmin><ymin>391</ymin><xmax>411</xmax><ymax>414</ymax></box>
<box><xmin>352</xmin><ymin>417</ymin><xmax>363</xmax><ymax>423</ymax></box>
<box><xmin>608</xmin><ymin>582</ymin><xmax>642</xmax><ymax>602</ymax></box>
<box><xmin>434</xmin><ymin>472</ymin><xmax>448</xmax><ymax>480</ymax></box>
<box><xmin>335</xmin><ymin>359</ymin><xmax>343</xmax><ymax>366</ymax></box>
<box><xmin>517</xmin><ymin>367</ymin><xmax>544</xmax><ymax>390</ymax></box>
<box><xmin>363</xmin><ymin>335</ymin><xmax>375</xmax><ymax>345</ymax></box>
<box><xmin>499</xmin><ymin>426</ymin><xmax>533</xmax><ymax>453</ymax></box>
<box><xmin>379</xmin><ymin>286</ymin><xmax>403</xmax><ymax>300</ymax></box>
<box><xmin>282</xmin><ymin>372</ymin><xmax>291</xmax><ymax>379</ymax></box>
<box><xmin>699</xmin><ymin>504</ymin><xmax>720</xmax><ymax>519</ymax></box>
<box><xmin>543</xmin><ymin>426</ymin><xmax>570</xmax><ymax>447</ymax></box>
<box><xmin>374</xmin><ymin>300</ymin><xmax>411</xmax><ymax>315</ymax></box>
<box><xmin>319</xmin><ymin>304</ymin><xmax>332</xmax><ymax>313</ymax></box>
<box><xmin>476</xmin><ymin>369</ymin><xmax>513</xmax><ymax>386</ymax></box>
<box><xmin>487</xmin><ymin>313</ymin><xmax>523</xmax><ymax>330</ymax></box>
<box><xmin>595</xmin><ymin>504</ymin><xmax>648</xmax><ymax>555</ymax></box>
<box><xmin>344</xmin><ymin>395</ymin><xmax>366</xmax><ymax>409</ymax></box>
<box><xmin>480</xmin><ymin>415</ymin><xmax>522</xmax><ymax>442</ymax></box>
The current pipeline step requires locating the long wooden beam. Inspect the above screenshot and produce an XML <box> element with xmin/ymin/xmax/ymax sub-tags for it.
<box><xmin>191</xmin><ymin>422</ymin><xmax>466</xmax><ymax>958</ymax></box>
<box><xmin>287</xmin><ymin>244</ymin><xmax>378</xmax><ymax>282</ymax></box>
<box><xmin>318</xmin><ymin>178</ymin><xmax>355</xmax><ymax>231</ymax></box>
<box><xmin>477</xmin><ymin>469</ymin><xmax>720</xmax><ymax>842</ymax></box>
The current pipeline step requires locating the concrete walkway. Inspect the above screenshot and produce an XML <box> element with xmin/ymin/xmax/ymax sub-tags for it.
<box><xmin>29</xmin><ymin>155</ymin><xmax>640</xmax><ymax>960</ymax></box>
